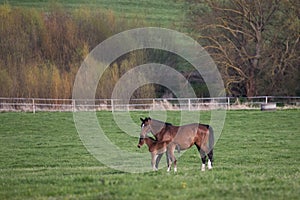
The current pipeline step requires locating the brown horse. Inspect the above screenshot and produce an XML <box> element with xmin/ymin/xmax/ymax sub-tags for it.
<box><xmin>139</xmin><ymin>117</ymin><xmax>214</xmax><ymax>172</ymax></box>
<box><xmin>137</xmin><ymin>136</ymin><xmax>180</xmax><ymax>171</ymax></box>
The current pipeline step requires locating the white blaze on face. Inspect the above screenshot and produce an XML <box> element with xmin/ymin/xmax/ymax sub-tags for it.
<box><xmin>141</xmin><ymin>123</ymin><xmax>148</xmax><ymax>138</ymax></box>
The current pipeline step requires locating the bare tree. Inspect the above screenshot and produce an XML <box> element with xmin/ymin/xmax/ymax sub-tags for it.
<box><xmin>187</xmin><ymin>0</ymin><xmax>300</xmax><ymax>96</ymax></box>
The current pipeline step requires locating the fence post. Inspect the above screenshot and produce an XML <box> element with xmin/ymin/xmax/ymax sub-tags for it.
<box><xmin>72</xmin><ymin>99</ymin><xmax>75</xmax><ymax>112</ymax></box>
<box><xmin>227</xmin><ymin>97</ymin><xmax>230</xmax><ymax>109</ymax></box>
<box><xmin>188</xmin><ymin>99</ymin><xmax>191</xmax><ymax>111</ymax></box>
<box><xmin>111</xmin><ymin>99</ymin><xmax>114</xmax><ymax>112</ymax></box>
<box><xmin>152</xmin><ymin>99</ymin><xmax>155</xmax><ymax>110</ymax></box>
<box><xmin>265</xmin><ymin>96</ymin><xmax>268</xmax><ymax>104</ymax></box>
<box><xmin>32</xmin><ymin>98</ymin><xmax>35</xmax><ymax>114</ymax></box>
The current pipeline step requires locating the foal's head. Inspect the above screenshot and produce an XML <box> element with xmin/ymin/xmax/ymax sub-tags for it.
<box><xmin>137</xmin><ymin>136</ymin><xmax>157</xmax><ymax>148</ymax></box>
<box><xmin>139</xmin><ymin>117</ymin><xmax>152</xmax><ymax>139</ymax></box>
<box><xmin>137</xmin><ymin>137</ymin><xmax>145</xmax><ymax>148</ymax></box>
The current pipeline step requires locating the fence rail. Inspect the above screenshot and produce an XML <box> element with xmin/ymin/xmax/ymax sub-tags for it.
<box><xmin>0</xmin><ymin>96</ymin><xmax>299</xmax><ymax>112</ymax></box>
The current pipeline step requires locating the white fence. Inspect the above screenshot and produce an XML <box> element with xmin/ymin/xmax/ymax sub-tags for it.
<box><xmin>0</xmin><ymin>96</ymin><xmax>299</xmax><ymax>112</ymax></box>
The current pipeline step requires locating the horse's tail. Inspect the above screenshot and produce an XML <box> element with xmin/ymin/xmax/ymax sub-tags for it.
<box><xmin>208</xmin><ymin>125</ymin><xmax>214</xmax><ymax>162</ymax></box>
<box><xmin>208</xmin><ymin>125</ymin><xmax>214</xmax><ymax>153</ymax></box>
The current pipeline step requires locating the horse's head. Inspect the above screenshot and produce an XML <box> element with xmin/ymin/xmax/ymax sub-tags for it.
<box><xmin>139</xmin><ymin>117</ymin><xmax>152</xmax><ymax>140</ymax></box>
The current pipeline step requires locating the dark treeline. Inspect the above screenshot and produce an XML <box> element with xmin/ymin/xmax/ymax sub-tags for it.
<box><xmin>0</xmin><ymin>3</ymin><xmax>157</xmax><ymax>99</ymax></box>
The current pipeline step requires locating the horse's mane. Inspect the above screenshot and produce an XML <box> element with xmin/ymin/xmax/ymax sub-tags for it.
<box><xmin>165</xmin><ymin>122</ymin><xmax>172</xmax><ymax>126</ymax></box>
<box><xmin>151</xmin><ymin>119</ymin><xmax>172</xmax><ymax>126</ymax></box>
<box><xmin>145</xmin><ymin>118</ymin><xmax>173</xmax><ymax>135</ymax></box>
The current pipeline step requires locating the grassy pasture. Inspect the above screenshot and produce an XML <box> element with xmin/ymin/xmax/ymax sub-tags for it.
<box><xmin>0</xmin><ymin>110</ymin><xmax>299</xmax><ymax>199</ymax></box>
<box><xmin>0</xmin><ymin>0</ymin><xmax>186</xmax><ymax>27</ymax></box>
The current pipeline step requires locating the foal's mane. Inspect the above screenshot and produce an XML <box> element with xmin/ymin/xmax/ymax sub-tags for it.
<box><xmin>145</xmin><ymin>136</ymin><xmax>157</xmax><ymax>141</ymax></box>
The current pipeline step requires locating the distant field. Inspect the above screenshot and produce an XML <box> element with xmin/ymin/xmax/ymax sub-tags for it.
<box><xmin>0</xmin><ymin>0</ymin><xmax>186</xmax><ymax>27</ymax></box>
<box><xmin>0</xmin><ymin>110</ymin><xmax>299</xmax><ymax>199</ymax></box>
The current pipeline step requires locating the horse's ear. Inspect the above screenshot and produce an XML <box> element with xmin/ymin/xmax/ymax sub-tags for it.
<box><xmin>147</xmin><ymin>117</ymin><xmax>151</xmax><ymax>120</ymax></box>
<box><xmin>140</xmin><ymin>118</ymin><xmax>144</xmax><ymax>122</ymax></box>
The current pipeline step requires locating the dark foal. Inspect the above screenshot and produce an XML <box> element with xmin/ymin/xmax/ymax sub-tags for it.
<box><xmin>137</xmin><ymin>136</ymin><xmax>170</xmax><ymax>171</ymax></box>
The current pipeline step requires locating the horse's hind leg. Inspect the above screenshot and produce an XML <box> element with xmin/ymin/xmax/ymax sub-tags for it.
<box><xmin>195</xmin><ymin>144</ymin><xmax>206</xmax><ymax>171</ymax></box>
<box><xmin>199</xmin><ymin>148</ymin><xmax>207</xmax><ymax>171</ymax></box>
<box><xmin>207</xmin><ymin>149</ymin><xmax>213</xmax><ymax>170</ymax></box>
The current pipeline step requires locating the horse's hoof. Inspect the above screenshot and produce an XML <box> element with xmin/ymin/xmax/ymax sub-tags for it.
<box><xmin>208</xmin><ymin>160</ymin><xmax>212</xmax><ymax>170</ymax></box>
<box><xmin>201</xmin><ymin>164</ymin><xmax>206</xmax><ymax>171</ymax></box>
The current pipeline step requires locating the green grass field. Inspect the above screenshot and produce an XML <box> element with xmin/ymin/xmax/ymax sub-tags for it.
<box><xmin>0</xmin><ymin>0</ymin><xmax>186</xmax><ymax>27</ymax></box>
<box><xmin>0</xmin><ymin>110</ymin><xmax>299</xmax><ymax>199</ymax></box>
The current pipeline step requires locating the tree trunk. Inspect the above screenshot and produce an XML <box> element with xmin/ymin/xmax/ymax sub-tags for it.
<box><xmin>246</xmin><ymin>74</ymin><xmax>256</xmax><ymax>97</ymax></box>
<box><xmin>246</xmin><ymin>22</ymin><xmax>262</xmax><ymax>97</ymax></box>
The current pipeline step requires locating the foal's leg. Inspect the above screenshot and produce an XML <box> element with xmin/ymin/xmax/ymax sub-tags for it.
<box><xmin>151</xmin><ymin>153</ymin><xmax>158</xmax><ymax>171</ymax></box>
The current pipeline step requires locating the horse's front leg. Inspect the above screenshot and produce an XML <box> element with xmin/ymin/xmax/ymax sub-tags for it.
<box><xmin>166</xmin><ymin>152</ymin><xmax>171</xmax><ymax>172</ymax></box>
<box><xmin>167</xmin><ymin>143</ymin><xmax>177</xmax><ymax>172</ymax></box>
